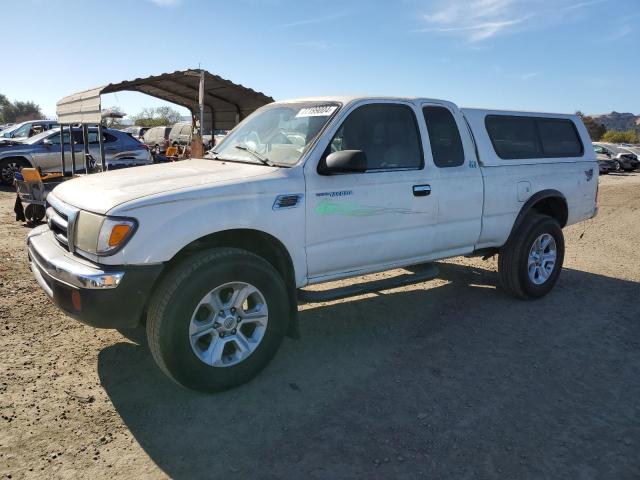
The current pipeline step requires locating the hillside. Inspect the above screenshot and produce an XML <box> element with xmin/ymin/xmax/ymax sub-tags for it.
<box><xmin>590</xmin><ymin>112</ymin><xmax>640</xmax><ymax>132</ymax></box>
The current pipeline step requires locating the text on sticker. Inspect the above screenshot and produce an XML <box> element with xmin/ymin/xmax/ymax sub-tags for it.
<box><xmin>295</xmin><ymin>106</ymin><xmax>338</xmax><ymax>118</ymax></box>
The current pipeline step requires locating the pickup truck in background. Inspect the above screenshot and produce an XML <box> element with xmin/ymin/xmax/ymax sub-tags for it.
<box><xmin>26</xmin><ymin>96</ymin><xmax>598</xmax><ymax>392</ymax></box>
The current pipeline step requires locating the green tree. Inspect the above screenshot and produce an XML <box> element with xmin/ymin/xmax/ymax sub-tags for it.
<box><xmin>131</xmin><ymin>106</ymin><xmax>183</xmax><ymax>128</ymax></box>
<box><xmin>0</xmin><ymin>94</ymin><xmax>11</xmax><ymax>124</ymax></box>
<box><xmin>0</xmin><ymin>95</ymin><xmax>43</xmax><ymax>124</ymax></box>
<box><xmin>576</xmin><ymin>111</ymin><xmax>606</xmax><ymax>141</ymax></box>
<box><xmin>600</xmin><ymin>129</ymin><xmax>640</xmax><ymax>144</ymax></box>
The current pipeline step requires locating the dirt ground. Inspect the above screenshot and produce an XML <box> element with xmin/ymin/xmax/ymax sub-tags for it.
<box><xmin>0</xmin><ymin>173</ymin><xmax>639</xmax><ymax>480</ymax></box>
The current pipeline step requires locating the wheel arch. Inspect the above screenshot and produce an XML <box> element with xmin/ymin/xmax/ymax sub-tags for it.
<box><xmin>507</xmin><ymin>190</ymin><xmax>568</xmax><ymax>244</ymax></box>
<box><xmin>167</xmin><ymin>228</ymin><xmax>300</xmax><ymax>339</ymax></box>
<box><xmin>0</xmin><ymin>155</ymin><xmax>33</xmax><ymax>166</ymax></box>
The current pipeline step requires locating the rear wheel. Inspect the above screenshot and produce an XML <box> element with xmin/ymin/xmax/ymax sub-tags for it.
<box><xmin>0</xmin><ymin>158</ymin><xmax>29</xmax><ymax>185</ymax></box>
<box><xmin>146</xmin><ymin>248</ymin><xmax>289</xmax><ymax>392</ymax></box>
<box><xmin>498</xmin><ymin>214</ymin><xmax>565</xmax><ymax>299</ymax></box>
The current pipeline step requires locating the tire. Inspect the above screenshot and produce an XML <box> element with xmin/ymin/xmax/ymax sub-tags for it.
<box><xmin>0</xmin><ymin>158</ymin><xmax>29</xmax><ymax>185</ymax></box>
<box><xmin>24</xmin><ymin>204</ymin><xmax>46</xmax><ymax>223</ymax></box>
<box><xmin>498</xmin><ymin>214</ymin><xmax>565</xmax><ymax>300</ymax></box>
<box><xmin>613</xmin><ymin>160</ymin><xmax>621</xmax><ymax>171</ymax></box>
<box><xmin>146</xmin><ymin>247</ymin><xmax>289</xmax><ymax>392</ymax></box>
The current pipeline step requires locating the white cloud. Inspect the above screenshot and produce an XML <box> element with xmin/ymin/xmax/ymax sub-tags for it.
<box><xmin>276</xmin><ymin>12</ymin><xmax>349</xmax><ymax>28</ymax></box>
<box><xmin>520</xmin><ymin>72</ymin><xmax>540</xmax><ymax>80</ymax></box>
<box><xmin>417</xmin><ymin>0</ymin><xmax>608</xmax><ymax>42</ymax></box>
<box><xmin>147</xmin><ymin>0</ymin><xmax>181</xmax><ymax>7</ymax></box>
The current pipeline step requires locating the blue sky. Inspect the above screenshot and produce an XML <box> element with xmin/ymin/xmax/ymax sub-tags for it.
<box><xmin>4</xmin><ymin>0</ymin><xmax>639</xmax><ymax>119</ymax></box>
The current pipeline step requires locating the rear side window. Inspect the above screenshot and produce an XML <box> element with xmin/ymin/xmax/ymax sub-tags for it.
<box><xmin>485</xmin><ymin>115</ymin><xmax>583</xmax><ymax>159</ymax></box>
<box><xmin>537</xmin><ymin>119</ymin><xmax>583</xmax><ymax>156</ymax></box>
<box><xmin>422</xmin><ymin>106</ymin><xmax>465</xmax><ymax>168</ymax></box>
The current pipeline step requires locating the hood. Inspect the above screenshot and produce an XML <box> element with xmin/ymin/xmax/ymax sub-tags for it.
<box><xmin>0</xmin><ymin>138</ymin><xmax>26</xmax><ymax>147</ymax></box>
<box><xmin>51</xmin><ymin>159</ymin><xmax>275</xmax><ymax>214</ymax></box>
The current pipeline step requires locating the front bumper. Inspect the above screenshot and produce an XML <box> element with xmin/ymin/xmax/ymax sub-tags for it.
<box><xmin>27</xmin><ymin>226</ymin><xmax>163</xmax><ymax>329</ymax></box>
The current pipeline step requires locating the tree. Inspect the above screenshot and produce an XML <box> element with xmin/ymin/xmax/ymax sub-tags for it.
<box><xmin>0</xmin><ymin>94</ymin><xmax>43</xmax><ymax>124</ymax></box>
<box><xmin>576</xmin><ymin>111</ymin><xmax>606</xmax><ymax>141</ymax></box>
<box><xmin>131</xmin><ymin>106</ymin><xmax>183</xmax><ymax>128</ymax></box>
<box><xmin>0</xmin><ymin>94</ymin><xmax>10</xmax><ymax>124</ymax></box>
<box><xmin>600</xmin><ymin>129</ymin><xmax>640</xmax><ymax>144</ymax></box>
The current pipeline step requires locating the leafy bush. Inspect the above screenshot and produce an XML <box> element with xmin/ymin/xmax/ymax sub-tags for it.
<box><xmin>601</xmin><ymin>129</ymin><xmax>640</xmax><ymax>144</ymax></box>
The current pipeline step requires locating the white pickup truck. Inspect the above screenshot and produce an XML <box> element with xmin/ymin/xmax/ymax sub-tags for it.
<box><xmin>26</xmin><ymin>96</ymin><xmax>598</xmax><ymax>391</ymax></box>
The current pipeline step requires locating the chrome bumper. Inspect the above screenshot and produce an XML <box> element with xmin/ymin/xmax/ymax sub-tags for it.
<box><xmin>27</xmin><ymin>226</ymin><xmax>125</xmax><ymax>292</ymax></box>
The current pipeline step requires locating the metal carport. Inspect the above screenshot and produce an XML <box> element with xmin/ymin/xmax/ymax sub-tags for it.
<box><xmin>55</xmin><ymin>69</ymin><xmax>273</xmax><ymax>173</ymax></box>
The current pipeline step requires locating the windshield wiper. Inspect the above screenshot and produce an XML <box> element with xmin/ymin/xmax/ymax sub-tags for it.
<box><xmin>234</xmin><ymin>145</ymin><xmax>275</xmax><ymax>166</ymax></box>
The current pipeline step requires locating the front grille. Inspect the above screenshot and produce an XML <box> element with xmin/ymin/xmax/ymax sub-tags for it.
<box><xmin>45</xmin><ymin>195</ymin><xmax>78</xmax><ymax>252</ymax></box>
<box><xmin>47</xmin><ymin>206</ymin><xmax>69</xmax><ymax>247</ymax></box>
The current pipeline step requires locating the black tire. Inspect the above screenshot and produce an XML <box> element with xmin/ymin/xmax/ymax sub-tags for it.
<box><xmin>24</xmin><ymin>204</ymin><xmax>46</xmax><ymax>223</ymax></box>
<box><xmin>498</xmin><ymin>214</ymin><xmax>565</xmax><ymax>300</ymax></box>
<box><xmin>613</xmin><ymin>160</ymin><xmax>621</xmax><ymax>171</ymax></box>
<box><xmin>0</xmin><ymin>158</ymin><xmax>29</xmax><ymax>185</ymax></box>
<box><xmin>146</xmin><ymin>247</ymin><xmax>289</xmax><ymax>392</ymax></box>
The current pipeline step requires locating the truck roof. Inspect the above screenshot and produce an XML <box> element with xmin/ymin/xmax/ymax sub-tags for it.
<box><xmin>276</xmin><ymin>96</ymin><xmax>576</xmax><ymax>118</ymax></box>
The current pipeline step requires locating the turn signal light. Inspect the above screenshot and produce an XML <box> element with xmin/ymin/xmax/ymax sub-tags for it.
<box><xmin>108</xmin><ymin>224</ymin><xmax>133</xmax><ymax>247</ymax></box>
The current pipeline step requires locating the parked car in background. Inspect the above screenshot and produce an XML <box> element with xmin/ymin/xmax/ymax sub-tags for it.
<box><xmin>593</xmin><ymin>142</ymin><xmax>640</xmax><ymax>172</ymax></box>
<box><xmin>0</xmin><ymin>123</ymin><xmax>14</xmax><ymax>131</ymax></box>
<box><xmin>0</xmin><ymin>120</ymin><xmax>58</xmax><ymax>142</ymax></box>
<box><xmin>142</xmin><ymin>126</ymin><xmax>171</xmax><ymax>154</ymax></box>
<box><xmin>619</xmin><ymin>145</ymin><xmax>640</xmax><ymax>160</ymax></box>
<box><xmin>169</xmin><ymin>121</ymin><xmax>218</xmax><ymax>151</ymax></box>
<box><xmin>0</xmin><ymin>127</ymin><xmax>151</xmax><ymax>185</ymax></box>
<box><xmin>122</xmin><ymin>126</ymin><xmax>150</xmax><ymax>140</ymax></box>
<box><xmin>168</xmin><ymin>122</ymin><xmax>193</xmax><ymax>146</ymax></box>
<box><xmin>594</xmin><ymin>148</ymin><xmax>616</xmax><ymax>174</ymax></box>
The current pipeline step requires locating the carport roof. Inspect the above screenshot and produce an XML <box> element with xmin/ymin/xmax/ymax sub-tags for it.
<box><xmin>56</xmin><ymin>69</ymin><xmax>274</xmax><ymax>130</ymax></box>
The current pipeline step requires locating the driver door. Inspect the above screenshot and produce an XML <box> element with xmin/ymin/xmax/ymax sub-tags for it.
<box><xmin>304</xmin><ymin>101</ymin><xmax>439</xmax><ymax>281</ymax></box>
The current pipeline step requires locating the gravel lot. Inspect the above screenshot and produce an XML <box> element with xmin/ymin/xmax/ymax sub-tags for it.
<box><xmin>1</xmin><ymin>173</ymin><xmax>639</xmax><ymax>479</ymax></box>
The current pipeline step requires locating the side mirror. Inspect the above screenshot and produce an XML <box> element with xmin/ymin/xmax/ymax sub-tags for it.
<box><xmin>42</xmin><ymin>138</ymin><xmax>53</xmax><ymax>146</ymax></box>
<box><xmin>320</xmin><ymin>150</ymin><xmax>367</xmax><ymax>175</ymax></box>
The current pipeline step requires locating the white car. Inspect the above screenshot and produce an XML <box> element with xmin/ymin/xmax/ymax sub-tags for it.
<box><xmin>27</xmin><ymin>96</ymin><xmax>598</xmax><ymax>392</ymax></box>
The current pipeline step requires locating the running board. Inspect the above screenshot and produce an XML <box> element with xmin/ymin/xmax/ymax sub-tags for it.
<box><xmin>297</xmin><ymin>263</ymin><xmax>439</xmax><ymax>303</ymax></box>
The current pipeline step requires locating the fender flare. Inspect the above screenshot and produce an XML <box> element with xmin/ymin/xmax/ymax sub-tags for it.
<box><xmin>506</xmin><ymin>189</ymin><xmax>568</xmax><ymax>244</ymax></box>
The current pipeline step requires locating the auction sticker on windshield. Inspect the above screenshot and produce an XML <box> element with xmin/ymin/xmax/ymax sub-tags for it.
<box><xmin>295</xmin><ymin>106</ymin><xmax>338</xmax><ymax>118</ymax></box>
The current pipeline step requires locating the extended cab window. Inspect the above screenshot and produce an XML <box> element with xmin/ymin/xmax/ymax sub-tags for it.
<box><xmin>422</xmin><ymin>106</ymin><xmax>465</xmax><ymax>168</ymax></box>
<box><xmin>330</xmin><ymin>104</ymin><xmax>423</xmax><ymax>170</ymax></box>
<box><xmin>486</xmin><ymin>115</ymin><xmax>583</xmax><ymax>159</ymax></box>
<box><xmin>537</xmin><ymin>119</ymin><xmax>583</xmax><ymax>156</ymax></box>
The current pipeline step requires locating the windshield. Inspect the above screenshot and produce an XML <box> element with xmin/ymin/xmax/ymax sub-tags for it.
<box><xmin>4</xmin><ymin>122</ymin><xmax>33</xmax><ymax>138</ymax></box>
<box><xmin>211</xmin><ymin>102</ymin><xmax>340</xmax><ymax>166</ymax></box>
<box><xmin>1</xmin><ymin>123</ymin><xmax>22</xmax><ymax>138</ymax></box>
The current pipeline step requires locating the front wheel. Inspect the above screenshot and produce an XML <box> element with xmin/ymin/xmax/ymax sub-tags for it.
<box><xmin>0</xmin><ymin>158</ymin><xmax>28</xmax><ymax>185</ymax></box>
<box><xmin>146</xmin><ymin>248</ymin><xmax>289</xmax><ymax>392</ymax></box>
<box><xmin>498</xmin><ymin>214</ymin><xmax>565</xmax><ymax>299</ymax></box>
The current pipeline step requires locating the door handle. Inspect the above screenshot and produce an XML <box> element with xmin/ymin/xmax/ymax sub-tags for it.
<box><xmin>413</xmin><ymin>184</ymin><xmax>431</xmax><ymax>197</ymax></box>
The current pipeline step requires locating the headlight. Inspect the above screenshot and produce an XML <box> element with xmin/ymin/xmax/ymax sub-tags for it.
<box><xmin>74</xmin><ymin>211</ymin><xmax>137</xmax><ymax>256</ymax></box>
